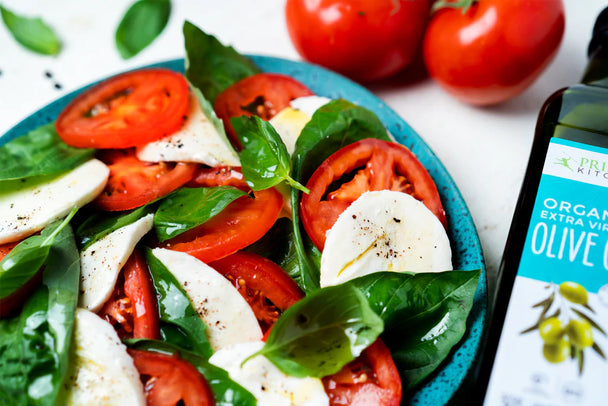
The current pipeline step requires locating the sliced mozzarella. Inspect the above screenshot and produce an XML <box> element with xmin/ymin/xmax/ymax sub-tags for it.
<box><xmin>65</xmin><ymin>309</ymin><xmax>145</xmax><ymax>406</ymax></box>
<box><xmin>290</xmin><ymin>95</ymin><xmax>331</xmax><ymax>116</ymax></box>
<box><xmin>320</xmin><ymin>190</ymin><xmax>452</xmax><ymax>287</ymax></box>
<box><xmin>150</xmin><ymin>248</ymin><xmax>262</xmax><ymax>351</ymax></box>
<box><xmin>136</xmin><ymin>93</ymin><xmax>240</xmax><ymax>166</ymax></box>
<box><xmin>79</xmin><ymin>213</ymin><xmax>154</xmax><ymax>312</ymax></box>
<box><xmin>209</xmin><ymin>341</ymin><xmax>329</xmax><ymax>406</ymax></box>
<box><xmin>0</xmin><ymin>159</ymin><xmax>109</xmax><ymax>244</ymax></box>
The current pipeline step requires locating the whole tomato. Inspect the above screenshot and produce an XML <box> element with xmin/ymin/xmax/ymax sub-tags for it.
<box><xmin>285</xmin><ymin>0</ymin><xmax>431</xmax><ymax>83</ymax></box>
<box><xmin>423</xmin><ymin>0</ymin><xmax>565</xmax><ymax>105</ymax></box>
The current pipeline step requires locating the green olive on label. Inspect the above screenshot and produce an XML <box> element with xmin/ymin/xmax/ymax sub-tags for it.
<box><xmin>543</xmin><ymin>338</ymin><xmax>570</xmax><ymax>363</ymax></box>
<box><xmin>566</xmin><ymin>319</ymin><xmax>594</xmax><ymax>348</ymax></box>
<box><xmin>559</xmin><ymin>281</ymin><xmax>588</xmax><ymax>305</ymax></box>
<box><xmin>539</xmin><ymin>317</ymin><xmax>563</xmax><ymax>344</ymax></box>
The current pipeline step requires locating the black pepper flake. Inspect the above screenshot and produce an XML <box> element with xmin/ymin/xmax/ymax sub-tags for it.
<box><xmin>44</xmin><ymin>70</ymin><xmax>53</xmax><ymax>78</ymax></box>
<box><xmin>54</xmin><ymin>83</ymin><xmax>63</xmax><ymax>90</ymax></box>
<box><xmin>297</xmin><ymin>313</ymin><xmax>308</xmax><ymax>325</ymax></box>
<box><xmin>393</xmin><ymin>217</ymin><xmax>401</xmax><ymax>223</ymax></box>
<box><xmin>358</xmin><ymin>10</ymin><xmax>365</xmax><ymax>16</ymax></box>
<box><xmin>352</xmin><ymin>214</ymin><xmax>357</xmax><ymax>219</ymax></box>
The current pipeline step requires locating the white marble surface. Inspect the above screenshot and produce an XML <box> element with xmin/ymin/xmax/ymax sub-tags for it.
<box><xmin>1</xmin><ymin>0</ymin><xmax>606</xmax><ymax>299</ymax></box>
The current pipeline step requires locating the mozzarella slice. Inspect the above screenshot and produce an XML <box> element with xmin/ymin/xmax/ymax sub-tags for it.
<box><xmin>209</xmin><ymin>341</ymin><xmax>329</xmax><ymax>406</ymax></box>
<box><xmin>150</xmin><ymin>248</ymin><xmax>262</xmax><ymax>351</ymax></box>
<box><xmin>79</xmin><ymin>213</ymin><xmax>154</xmax><ymax>312</ymax></box>
<box><xmin>65</xmin><ymin>309</ymin><xmax>145</xmax><ymax>406</ymax></box>
<box><xmin>320</xmin><ymin>190</ymin><xmax>452</xmax><ymax>287</ymax></box>
<box><xmin>136</xmin><ymin>93</ymin><xmax>240</xmax><ymax>166</ymax></box>
<box><xmin>0</xmin><ymin>159</ymin><xmax>109</xmax><ymax>244</ymax></box>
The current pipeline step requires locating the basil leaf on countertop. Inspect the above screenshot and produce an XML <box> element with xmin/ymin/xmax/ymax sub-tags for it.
<box><xmin>115</xmin><ymin>0</ymin><xmax>171</xmax><ymax>59</ymax></box>
<box><xmin>0</xmin><ymin>223</ymin><xmax>80</xmax><ymax>405</ymax></box>
<box><xmin>0</xmin><ymin>207</ymin><xmax>77</xmax><ymax>300</ymax></box>
<box><xmin>233</xmin><ymin>115</ymin><xmax>308</xmax><ymax>193</ymax></box>
<box><xmin>0</xmin><ymin>123</ymin><xmax>94</xmax><ymax>183</ymax></box>
<box><xmin>253</xmin><ymin>284</ymin><xmax>383</xmax><ymax>378</ymax></box>
<box><xmin>0</xmin><ymin>5</ymin><xmax>61</xmax><ymax>55</ymax></box>
<box><xmin>348</xmin><ymin>270</ymin><xmax>481</xmax><ymax>390</ymax></box>
<box><xmin>126</xmin><ymin>339</ymin><xmax>256</xmax><ymax>406</ymax></box>
<box><xmin>183</xmin><ymin>20</ymin><xmax>260</xmax><ymax>103</ymax></box>
<box><xmin>154</xmin><ymin>186</ymin><xmax>247</xmax><ymax>242</ymax></box>
<box><xmin>146</xmin><ymin>249</ymin><xmax>214</xmax><ymax>358</ymax></box>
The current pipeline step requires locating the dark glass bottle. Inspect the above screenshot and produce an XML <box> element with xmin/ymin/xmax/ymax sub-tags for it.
<box><xmin>475</xmin><ymin>8</ymin><xmax>608</xmax><ymax>406</ymax></box>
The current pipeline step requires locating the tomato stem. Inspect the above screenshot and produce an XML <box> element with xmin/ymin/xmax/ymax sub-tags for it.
<box><xmin>431</xmin><ymin>0</ymin><xmax>477</xmax><ymax>15</ymax></box>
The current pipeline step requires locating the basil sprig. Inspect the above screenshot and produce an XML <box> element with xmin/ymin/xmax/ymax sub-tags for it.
<box><xmin>0</xmin><ymin>6</ymin><xmax>61</xmax><ymax>55</ymax></box>
<box><xmin>115</xmin><ymin>0</ymin><xmax>171</xmax><ymax>59</ymax></box>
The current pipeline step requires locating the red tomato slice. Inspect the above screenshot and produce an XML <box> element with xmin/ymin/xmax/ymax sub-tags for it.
<box><xmin>162</xmin><ymin>187</ymin><xmax>283</xmax><ymax>263</ymax></box>
<box><xmin>300</xmin><ymin>138</ymin><xmax>447</xmax><ymax>250</ymax></box>
<box><xmin>98</xmin><ymin>250</ymin><xmax>160</xmax><ymax>340</ymax></box>
<box><xmin>56</xmin><ymin>69</ymin><xmax>190</xmax><ymax>149</ymax></box>
<box><xmin>323</xmin><ymin>339</ymin><xmax>402</xmax><ymax>406</ymax></box>
<box><xmin>0</xmin><ymin>241</ymin><xmax>43</xmax><ymax>318</ymax></box>
<box><xmin>186</xmin><ymin>166</ymin><xmax>249</xmax><ymax>191</ymax></box>
<box><xmin>214</xmin><ymin>73</ymin><xmax>314</xmax><ymax>149</ymax></box>
<box><xmin>94</xmin><ymin>148</ymin><xmax>198</xmax><ymax>211</ymax></box>
<box><xmin>210</xmin><ymin>251</ymin><xmax>304</xmax><ymax>332</ymax></box>
<box><xmin>128</xmin><ymin>349</ymin><xmax>214</xmax><ymax>406</ymax></box>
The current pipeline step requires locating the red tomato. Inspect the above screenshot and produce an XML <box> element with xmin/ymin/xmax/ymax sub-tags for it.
<box><xmin>0</xmin><ymin>241</ymin><xmax>43</xmax><ymax>318</ymax></box>
<box><xmin>98</xmin><ymin>250</ymin><xmax>160</xmax><ymax>340</ymax></box>
<box><xmin>56</xmin><ymin>69</ymin><xmax>190</xmax><ymax>148</ymax></box>
<box><xmin>214</xmin><ymin>73</ymin><xmax>313</xmax><ymax>149</ymax></box>
<box><xmin>323</xmin><ymin>339</ymin><xmax>402</xmax><ymax>406</ymax></box>
<box><xmin>285</xmin><ymin>0</ymin><xmax>431</xmax><ymax>83</ymax></box>
<box><xmin>128</xmin><ymin>349</ymin><xmax>214</xmax><ymax>406</ymax></box>
<box><xmin>423</xmin><ymin>0</ymin><xmax>565</xmax><ymax>105</ymax></box>
<box><xmin>94</xmin><ymin>148</ymin><xmax>197</xmax><ymax>211</ymax></box>
<box><xmin>187</xmin><ymin>166</ymin><xmax>248</xmax><ymax>191</ymax></box>
<box><xmin>210</xmin><ymin>251</ymin><xmax>304</xmax><ymax>332</ymax></box>
<box><xmin>300</xmin><ymin>138</ymin><xmax>446</xmax><ymax>250</ymax></box>
<box><xmin>162</xmin><ymin>187</ymin><xmax>283</xmax><ymax>263</ymax></box>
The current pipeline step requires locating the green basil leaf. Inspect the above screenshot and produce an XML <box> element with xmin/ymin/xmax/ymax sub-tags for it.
<box><xmin>0</xmin><ymin>123</ymin><xmax>94</xmax><ymax>182</ymax></box>
<box><xmin>146</xmin><ymin>249</ymin><xmax>214</xmax><ymax>358</ymax></box>
<box><xmin>154</xmin><ymin>186</ymin><xmax>247</xmax><ymax>242</ymax></box>
<box><xmin>0</xmin><ymin>207</ymin><xmax>77</xmax><ymax>300</ymax></box>
<box><xmin>126</xmin><ymin>339</ymin><xmax>256</xmax><ymax>406</ymax></box>
<box><xmin>183</xmin><ymin>20</ymin><xmax>260</xmax><ymax>103</ymax></box>
<box><xmin>115</xmin><ymin>0</ymin><xmax>171</xmax><ymax>59</ymax></box>
<box><xmin>254</xmin><ymin>284</ymin><xmax>383</xmax><ymax>378</ymax></box>
<box><xmin>189</xmin><ymin>83</ymin><xmax>233</xmax><ymax>145</ymax></box>
<box><xmin>233</xmin><ymin>115</ymin><xmax>308</xmax><ymax>193</ymax></box>
<box><xmin>348</xmin><ymin>270</ymin><xmax>480</xmax><ymax>390</ymax></box>
<box><xmin>0</xmin><ymin>6</ymin><xmax>61</xmax><ymax>55</ymax></box>
<box><xmin>0</xmin><ymin>223</ymin><xmax>80</xmax><ymax>405</ymax></box>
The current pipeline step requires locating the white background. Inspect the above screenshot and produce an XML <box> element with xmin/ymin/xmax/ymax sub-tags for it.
<box><xmin>1</xmin><ymin>0</ymin><xmax>606</xmax><ymax>299</ymax></box>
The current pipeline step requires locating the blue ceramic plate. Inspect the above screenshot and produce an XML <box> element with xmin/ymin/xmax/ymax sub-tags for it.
<box><xmin>1</xmin><ymin>56</ymin><xmax>487</xmax><ymax>405</ymax></box>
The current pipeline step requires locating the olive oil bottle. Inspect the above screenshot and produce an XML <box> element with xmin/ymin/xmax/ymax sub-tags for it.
<box><xmin>476</xmin><ymin>8</ymin><xmax>608</xmax><ymax>406</ymax></box>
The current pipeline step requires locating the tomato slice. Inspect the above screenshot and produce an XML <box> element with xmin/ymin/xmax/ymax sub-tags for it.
<box><xmin>128</xmin><ymin>349</ymin><xmax>214</xmax><ymax>406</ymax></box>
<box><xmin>162</xmin><ymin>187</ymin><xmax>283</xmax><ymax>263</ymax></box>
<box><xmin>94</xmin><ymin>148</ymin><xmax>198</xmax><ymax>211</ymax></box>
<box><xmin>210</xmin><ymin>251</ymin><xmax>304</xmax><ymax>332</ymax></box>
<box><xmin>56</xmin><ymin>69</ymin><xmax>190</xmax><ymax>149</ymax></box>
<box><xmin>214</xmin><ymin>73</ymin><xmax>314</xmax><ymax>149</ymax></box>
<box><xmin>186</xmin><ymin>166</ymin><xmax>249</xmax><ymax>191</ymax></box>
<box><xmin>323</xmin><ymin>339</ymin><xmax>402</xmax><ymax>406</ymax></box>
<box><xmin>0</xmin><ymin>241</ymin><xmax>43</xmax><ymax>318</ymax></box>
<box><xmin>98</xmin><ymin>250</ymin><xmax>160</xmax><ymax>340</ymax></box>
<box><xmin>300</xmin><ymin>138</ymin><xmax>447</xmax><ymax>250</ymax></box>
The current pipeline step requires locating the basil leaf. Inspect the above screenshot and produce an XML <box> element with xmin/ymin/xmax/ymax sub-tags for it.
<box><xmin>126</xmin><ymin>339</ymin><xmax>256</xmax><ymax>406</ymax></box>
<box><xmin>189</xmin><ymin>83</ymin><xmax>233</xmax><ymax>145</ymax></box>
<box><xmin>0</xmin><ymin>123</ymin><xmax>94</xmax><ymax>182</ymax></box>
<box><xmin>348</xmin><ymin>270</ymin><xmax>481</xmax><ymax>390</ymax></box>
<box><xmin>146</xmin><ymin>249</ymin><xmax>214</xmax><ymax>358</ymax></box>
<box><xmin>0</xmin><ymin>6</ymin><xmax>61</xmax><ymax>55</ymax></box>
<box><xmin>0</xmin><ymin>207</ymin><xmax>77</xmax><ymax>300</ymax></box>
<box><xmin>183</xmin><ymin>20</ymin><xmax>260</xmax><ymax>103</ymax></box>
<box><xmin>254</xmin><ymin>284</ymin><xmax>383</xmax><ymax>378</ymax></box>
<box><xmin>154</xmin><ymin>186</ymin><xmax>247</xmax><ymax>242</ymax></box>
<box><xmin>0</xmin><ymin>223</ymin><xmax>80</xmax><ymax>405</ymax></box>
<box><xmin>115</xmin><ymin>0</ymin><xmax>171</xmax><ymax>59</ymax></box>
<box><xmin>233</xmin><ymin>115</ymin><xmax>308</xmax><ymax>193</ymax></box>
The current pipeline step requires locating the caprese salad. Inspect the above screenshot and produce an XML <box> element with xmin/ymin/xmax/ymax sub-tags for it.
<box><xmin>0</xmin><ymin>21</ymin><xmax>480</xmax><ymax>406</ymax></box>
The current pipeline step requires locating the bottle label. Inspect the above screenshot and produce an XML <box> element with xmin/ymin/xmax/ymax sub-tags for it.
<box><xmin>484</xmin><ymin>138</ymin><xmax>608</xmax><ymax>406</ymax></box>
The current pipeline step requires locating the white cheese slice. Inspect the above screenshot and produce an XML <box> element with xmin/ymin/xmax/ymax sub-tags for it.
<box><xmin>79</xmin><ymin>213</ymin><xmax>154</xmax><ymax>312</ymax></box>
<box><xmin>65</xmin><ymin>308</ymin><xmax>145</xmax><ymax>406</ymax></box>
<box><xmin>209</xmin><ymin>341</ymin><xmax>329</xmax><ymax>406</ymax></box>
<box><xmin>150</xmin><ymin>248</ymin><xmax>262</xmax><ymax>351</ymax></box>
<box><xmin>320</xmin><ymin>190</ymin><xmax>452</xmax><ymax>287</ymax></box>
<box><xmin>0</xmin><ymin>159</ymin><xmax>109</xmax><ymax>244</ymax></box>
<box><xmin>136</xmin><ymin>93</ymin><xmax>240</xmax><ymax>166</ymax></box>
